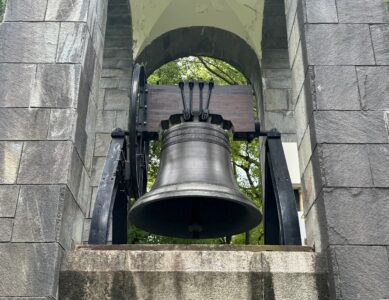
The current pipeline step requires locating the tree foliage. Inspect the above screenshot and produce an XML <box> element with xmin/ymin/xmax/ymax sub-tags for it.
<box><xmin>0</xmin><ymin>0</ymin><xmax>6</xmax><ymax>22</ymax></box>
<box><xmin>128</xmin><ymin>57</ymin><xmax>263</xmax><ymax>245</ymax></box>
<box><xmin>148</xmin><ymin>56</ymin><xmax>247</xmax><ymax>85</ymax></box>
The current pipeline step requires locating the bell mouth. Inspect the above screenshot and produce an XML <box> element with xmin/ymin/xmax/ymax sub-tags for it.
<box><xmin>129</xmin><ymin>188</ymin><xmax>262</xmax><ymax>239</ymax></box>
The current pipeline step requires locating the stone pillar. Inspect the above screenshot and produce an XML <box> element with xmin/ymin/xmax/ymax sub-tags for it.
<box><xmin>262</xmin><ymin>0</ymin><xmax>296</xmax><ymax>142</ymax></box>
<box><xmin>85</xmin><ymin>0</ymin><xmax>132</xmax><ymax>243</ymax></box>
<box><xmin>287</xmin><ymin>0</ymin><xmax>389</xmax><ymax>298</ymax></box>
<box><xmin>0</xmin><ymin>0</ymin><xmax>107</xmax><ymax>297</ymax></box>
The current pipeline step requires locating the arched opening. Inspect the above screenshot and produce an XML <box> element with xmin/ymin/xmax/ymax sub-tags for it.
<box><xmin>135</xmin><ymin>27</ymin><xmax>264</xmax><ymax>122</ymax></box>
<box><xmin>127</xmin><ymin>56</ymin><xmax>263</xmax><ymax>245</ymax></box>
<box><xmin>91</xmin><ymin>2</ymin><xmax>306</xmax><ymax>247</ymax></box>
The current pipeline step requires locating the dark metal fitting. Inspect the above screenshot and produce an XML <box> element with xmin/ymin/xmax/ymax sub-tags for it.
<box><xmin>183</xmin><ymin>110</ymin><xmax>191</xmax><ymax>121</ymax></box>
<box><xmin>200</xmin><ymin>109</ymin><xmax>209</xmax><ymax>121</ymax></box>
<box><xmin>266</xmin><ymin>129</ymin><xmax>281</xmax><ymax>138</ymax></box>
<box><xmin>199</xmin><ymin>81</ymin><xmax>205</xmax><ymax>116</ymax></box>
<box><xmin>111</xmin><ymin>128</ymin><xmax>127</xmax><ymax>138</ymax></box>
<box><xmin>189</xmin><ymin>81</ymin><xmax>194</xmax><ymax>116</ymax></box>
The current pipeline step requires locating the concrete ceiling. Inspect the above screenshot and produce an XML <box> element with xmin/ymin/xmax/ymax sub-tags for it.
<box><xmin>129</xmin><ymin>0</ymin><xmax>264</xmax><ymax>60</ymax></box>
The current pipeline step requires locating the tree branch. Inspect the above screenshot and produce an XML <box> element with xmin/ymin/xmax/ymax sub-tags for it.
<box><xmin>198</xmin><ymin>57</ymin><xmax>240</xmax><ymax>84</ymax></box>
<box><xmin>196</xmin><ymin>56</ymin><xmax>235</xmax><ymax>85</ymax></box>
<box><xmin>234</xmin><ymin>162</ymin><xmax>255</xmax><ymax>188</ymax></box>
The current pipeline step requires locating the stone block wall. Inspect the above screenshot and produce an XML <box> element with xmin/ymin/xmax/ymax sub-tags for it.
<box><xmin>262</xmin><ymin>0</ymin><xmax>296</xmax><ymax>142</ymax></box>
<box><xmin>0</xmin><ymin>0</ymin><xmax>107</xmax><ymax>297</ymax></box>
<box><xmin>286</xmin><ymin>0</ymin><xmax>389</xmax><ymax>298</ymax></box>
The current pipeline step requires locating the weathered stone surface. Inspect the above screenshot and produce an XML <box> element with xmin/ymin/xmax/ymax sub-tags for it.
<box><xmin>59</xmin><ymin>187</ymin><xmax>84</xmax><ymax>250</ymax></box>
<box><xmin>368</xmin><ymin>144</ymin><xmax>389</xmax><ymax>187</ymax></box>
<box><xmin>0</xmin><ymin>22</ymin><xmax>59</xmax><ymax>63</ymax></box>
<box><xmin>0</xmin><ymin>219</ymin><xmax>13</xmax><ymax>242</ymax></box>
<box><xmin>304</xmin><ymin>196</ymin><xmax>329</xmax><ymax>251</ymax></box>
<box><xmin>0</xmin><ymin>64</ymin><xmax>36</xmax><ymax>107</ymax></box>
<box><xmin>301</xmin><ymin>146</ymin><xmax>323</xmax><ymax>210</ymax></box>
<box><xmin>321</xmin><ymin>144</ymin><xmax>373</xmax><ymax>187</ymax></box>
<box><xmin>263</xmin><ymin>251</ymin><xmax>329</xmax><ymax>300</ymax></box>
<box><xmin>81</xmin><ymin>37</ymin><xmax>97</xmax><ymax>89</ymax></box>
<box><xmin>0</xmin><ymin>185</ymin><xmax>19</xmax><ymax>217</ymax></box>
<box><xmin>60</xmin><ymin>248</ymin><xmax>328</xmax><ymax>300</ymax></box>
<box><xmin>17</xmin><ymin>141</ymin><xmax>72</xmax><ymax>184</ymax></box>
<box><xmin>330</xmin><ymin>246</ymin><xmax>389</xmax><ymax>300</ymax></box>
<box><xmin>46</xmin><ymin>0</ymin><xmax>89</xmax><ymax>21</ymax></box>
<box><xmin>262</xmin><ymin>49</ymin><xmax>290</xmax><ymax>70</ymax></box>
<box><xmin>95</xmin><ymin>110</ymin><xmax>115</xmax><ymax>133</ymax></box>
<box><xmin>0</xmin><ymin>142</ymin><xmax>23</xmax><ymax>184</ymax></box>
<box><xmin>264</xmin><ymin>111</ymin><xmax>296</xmax><ymax>133</ymax></box>
<box><xmin>100</xmin><ymin>78</ymin><xmax>128</xmax><ymax>89</ymax></box>
<box><xmin>371</xmin><ymin>25</ymin><xmax>389</xmax><ymax>65</ymax></box>
<box><xmin>56</xmin><ymin>23</ymin><xmax>89</xmax><ymax>63</ymax></box>
<box><xmin>291</xmin><ymin>42</ymin><xmax>307</xmax><ymax>103</ymax></box>
<box><xmin>324</xmin><ymin>188</ymin><xmax>389</xmax><ymax>245</ymax></box>
<box><xmin>73</xmin><ymin>73</ymin><xmax>91</xmax><ymax>163</ymax></box>
<box><xmin>288</xmin><ymin>10</ymin><xmax>303</xmax><ymax>65</ymax></box>
<box><xmin>48</xmin><ymin>109</ymin><xmax>75</xmax><ymax>140</ymax></box>
<box><xmin>83</xmin><ymin>133</ymin><xmax>96</xmax><ymax>174</ymax></box>
<box><xmin>264</xmin><ymin>89</ymin><xmax>289</xmax><ymax>111</ymax></box>
<box><xmin>94</xmin><ymin>133</ymin><xmax>111</xmax><ymax>156</ymax></box>
<box><xmin>337</xmin><ymin>0</ymin><xmax>389</xmax><ymax>23</ymax></box>
<box><xmin>103</xmin><ymin>89</ymin><xmax>129</xmax><ymax>110</ymax></box>
<box><xmin>82</xmin><ymin>218</ymin><xmax>91</xmax><ymax>242</ymax></box>
<box><xmin>67</xmin><ymin>149</ymin><xmax>91</xmax><ymax>214</ymax></box>
<box><xmin>306</xmin><ymin>24</ymin><xmax>375</xmax><ymax>65</ymax></box>
<box><xmin>262</xmin><ymin>69</ymin><xmax>291</xmax><ymax>89</ymax></box>
<box><xmin>0</xmin><ymin>108</ymin><xmax>50</xmax><ymax>140</ymax></box>
<box><xmin>101</xmin><ymin>68</ymin><xmax>130</xmax><ymax>79</ymax></box>
<box><xmin>12</xmin><ymin>186</ymin><xmax>62</xmax><ymax>242</ymax></box>
<box><xmin>386</xmin><ymin>111</ymin><xmax>389</xmax><ymax>136</ymax></box>
<box><xmin>0</xmin><ymin>243</ymin><xmax>61</xmax><ymax>297</ymax></box>
<box><xmin>31</xmin><ymin>64</ymin><xmax>81</xmax><ymax>108</ymax></box>
<box><xmin>314</xmin><ymin>66</ymin><xmax>360</xmax><ymax>110</ymax></box>
<box><xmin>298</xmin><ymin>123</ymin><xmax>315</xmax><ymax>173</ymax></box>
<box><xmin>115</xmin><ymin>110</ymin><xmax>128</xmax><ymax>129</ymax></box>
<box><xmin>91</xmin><ymin>157</ymin><xmax>105</xmax><ymax>186</ymax></box>
<box><xmin>357</xmin><ymin>66</ymin><xmax>389</xmax><ymax>110</ymax></box>
<box><xmin>306</xmin><ymin>0</ymin><xmax>338</xmax><ymax>23</ymax></box>
<box><xmin>294</xmin><ymin>72</ymin><xmax>314</xmax><ymax>145</ymax></box>
<box><xmin>7</xmin><ymin>297</ymin><xmax>60</xmax><ymax>300</ymax></box>
<box><xmin>285</xmin><ymin>0</ymin><xmax>304</xmax><ymax>39</ymax></box>
<box><xmin>314</xmin><ymin>111</ymin><xmax>388</xmax><ymax>144</ymax></box>
<box><xmin>67</xmin><ymin>149</ymin><xmax>83</xmax><ymax>205</ymax></box>
<box><xmin>4</xmin><ymin>0</ymin><xmax>47</xmax><ymax>21</ymax></box>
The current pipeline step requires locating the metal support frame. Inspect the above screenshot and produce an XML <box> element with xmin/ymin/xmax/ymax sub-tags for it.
<box><xmin>262</xmin><ymin>130</ymin><xmax>301</xmax><ymax>245</ymax></box>
<box><xmin>88</xmin><ymin>63</ymin><xmax>301</xmax><ymax>245</ymax></box>
<box><xmin>89</xmin><ymin>130</ymin><xmax>128</xmax><ymax>244</ymax></box>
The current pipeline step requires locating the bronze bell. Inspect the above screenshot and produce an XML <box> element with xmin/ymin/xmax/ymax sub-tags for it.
<box><xmin>128</xmin><ymin>121</ymin><xmax>262</xmax><ymax>239</ymax></box>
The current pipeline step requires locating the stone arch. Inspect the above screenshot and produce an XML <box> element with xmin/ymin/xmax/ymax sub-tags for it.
<box><xmin>135</xmin><ymin>26</ymin><xmax>264</xmax><ymax>120</ymax></box>
<box><xmin>136</xmin><ymin>27</ymin><xmax>259</xmax><ymax>79</ymax></box>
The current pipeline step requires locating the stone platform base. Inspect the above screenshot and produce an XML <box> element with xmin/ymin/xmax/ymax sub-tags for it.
<box><xmin>59</xmin><ymin>245</ymin><xmax>329</xmax><ymax>299</ymax></box>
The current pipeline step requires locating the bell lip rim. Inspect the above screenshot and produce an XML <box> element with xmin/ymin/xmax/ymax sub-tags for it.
<box><xmin>130</xmin><ymin>187</ymin><xmax>261</xmax><ymax>213</ymax></box>
<box><xmin>128</xmin><ymin>189</ymin><xmax>262</xmax><ymax>239</ymax></box>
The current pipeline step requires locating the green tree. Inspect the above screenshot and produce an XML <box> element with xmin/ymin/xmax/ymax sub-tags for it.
<box><xmin>0</xmin><ymin>0</ymin><xmax>6</xmax><ymax>22</ymax></box>
<box><xmin>128</xmin><ymin>57</ymin><xmax>263</xmax><ymax>245</ymax></box>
